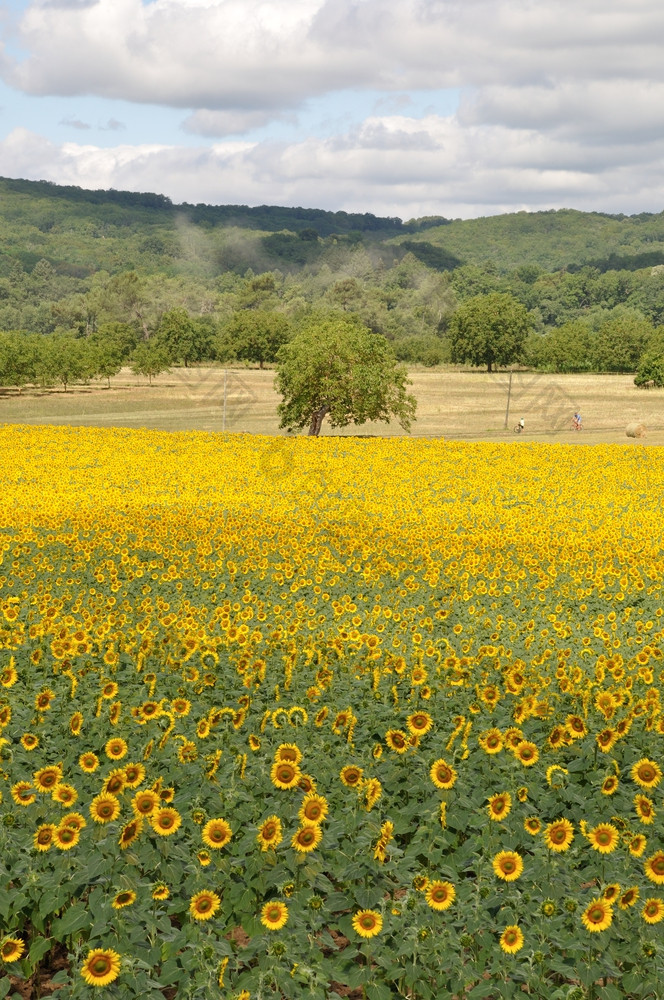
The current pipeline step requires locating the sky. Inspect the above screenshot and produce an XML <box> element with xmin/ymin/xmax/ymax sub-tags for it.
<box><xmin>0</xmin><ymin>0</ymin><xmax>663</xmax><ymax>221</ymax></box>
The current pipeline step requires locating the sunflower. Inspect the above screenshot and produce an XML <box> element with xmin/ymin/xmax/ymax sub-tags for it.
<box><xmin>35</xmin><ymin>689</ymin><xmax>55</xmax><ymax>711</ymax></box>
<box><xmin>581</xmin><ymin>898</ymin><xmax>613</xmax><ymax>933</ymax></box>
<box><xmin>90</xmin><ymin>793</ymin><xmax>121</xmax><ymax>824</ymax></box>
<box><xmin>112</xmin><ymin>890</ymin><xmax>137</xmax><ymax>909</ymax></box>
<box><xmin>260</xmin><ymin>900</ymin><xmax>289</xmax><ymax>930</ymax></box>
<box><xmin>101</xmin><ymin>681</ymin><xmax>119</xmax><ymax>700</ymax></box>
<box><xmin>514</xmin><ymin>741</ymin><xmax>539</xmax><ymax>766</ymax></box>
<box><xmin>628</xmin><ymin>834</ymin><xmax>647</xmax><ymax>857</ymax></box>
<box><xmin>53</xmin><ymin>825</ymin><xmax>80</xmax><ymax>850</ymax></box>
<box><xmin>492</xmin><ymin>851</ymin><xmax>523</xmax><ymax>881</ymax></box>
<box><xmin>105</xmin><ymin>737</ymin><xmax>128</xmax><ymax>761</ymax></box>
<box><xmin>33</xmin><ymin>823</ymin><xmax>56</xmax><ymax>852</ymax></box>
<box><xmin>189</xmin><ymin>890</ymin><xmax>221</xmax><ymax>921</ymax></box>
<box><xmin>340</xmin><ymin>765</ymin><xmax>363</xmax><ymax>788</ymax></box>
<box><xmin>171</xmin><ymin>698</ymin><xmax>191</xmax><ymax>716</ymax></box>
<box><xmin>429</xmin><ymin>759</ymin><xmax>457</xmax><ymax>790</ymax></box>
<box><xmin>61</xmin><ymin>811</ymin><xmax>86</xmax><ymax>831</ymax></box>
<box><xmin>596</xmin><ymin>728</ymin><xmax>618</xmax><ymax>753</ymax></box>
<box><xmin>196</xmin><ymin>719</ymin><xmax>210</xmax><ymax>740</ymax></box>
<box><xmin>118</xmin><ymin>818</ymin><xmax>143</xmax><ymax>849</ymax></box>
<box><xmin>385</xmin><ymin>729</ymin><xmax>409</xmax><ymax>753</ymax></box>
<box><xmin>139</xmin><ymin>701</ymin><xmax>161</xmax><ymax>722</ymax></box>
<box><xmin>644</xmin><ymin>852</ymin><xmax>664</xmax><ymax>885</ymax></box>
<box><xmin>524</xmin><ymin>817</ymin><xmax>541</xmax><ymax>836</ymax></box>
<box><xmin>634</xmin><ymin>794</ymin><xmax>656</xmax><ymax>824</ymax></box>
<box><xmin>631</xmin><ymin>758</ymin><xmax>662</xmax><ymax>789</ymax></box>
<box><xmin>79</xmin><ymin>752</ymin><xmax>99</xmax><ymax>773</ymax></box>
<box><xmin>80</xmin><ymin>949</ymin><xmax>122</xmax><ymax>987</ymax></box>
<box><xmin>298</xmin><ymin>773</ymin><xmax>316</xmax><ymax>793</ymax></box>
<box><xmin>642</xmin><ymin>898</ymin><xmax>664</xmax><ymax>924</ymax></box>
<box><xmin>406</xmin><ymin>711</ymin><xmax>433</xmax><ymax>736</ymax></box>
<box><xmin>151</xmin><ymin>807</ymin><xmax>182</xmax><ymax>837</ymax></box>
<box><xmin>588</xmin><ymin>823</ymin><xmax>619</xmax><ymax>854</ymax></box>
<box><xmin>565</xmin><ymin>714</ymin><xmax>587</xmax><ymax>739</ymax></box>
<box><xmin>0</xmin><ymin>938</ymin><xmax>25</xmax><ymax>962</ymax></box>
<box><xmin>487</xmin><ymin>792</ymin><xmax>512</xmax><ymax>821</ymax></box>
<box><xmin>544</xmin><ymin>818</ymin><xmax>574</xmax><ymax>852</ymax></box>
<box><xmin>0</xmin><ymin>665</ymin><xmax>18</xmax><ymax>688</ymax></box>
<box><xmin>298</xmin><ymin>794</ymin><xmax>328</xmax><ymax>825</ymax></box>
<box><xmin>257</xmin><ymin>815</ymin><xmax>283</xmax><ymax>851</ymax></box>
<box><xmin>270</xmin><ymin>760</ymin><xmax>301</xmax><ymax>790</ymax></box>
<box><xmin>364</xmin><ymin>777</ymin><xmax>382</xmax><ymax>811</ymax></box>
<box><xmin>103</xmin><ymin>770</ymin><xmax>126</xmax><ymax>796</ymax></box>
<box><xmin>202</xmin><ymin>818</ymin><xmax>232</xmax><ymax>849</ymax></box>
<box><xmin>601</xmin><ymin>775</ymin><xmax>619</xmax><ymax>795</ymax></box>
<box><xmin>425</xmin><ymin>880</ymin><xmax>456</xmax><ymax>911</ymax></box>
<box><xmin>33</xmin><ymin>765</ymin><xmax>62</xmax><ymax>793</ymax></box>
<box><xmin>617</xmin><ymin>886</ymin><xmax>639</xmax><ymax>910</ymax></box>
<box><xmin>21</xmin><ymin>733</ymin><xmax>39</xmax><ymax>751</ymax></box>
<box><xmin>602</xmin><ymin>883</ymin><xmax>621</xmax><ymax>903</ymax></box>
<box><xmin>11</xmin><ymin>782</ymin><xmax>36</xmax><ymax>806</ymax></box>
<box><xmin>499</xmin><ymin>925</ymin><xmax>524</xmax><ymax>954</ymax></box>
<box><xmin>152</xmin><ymin>883</ymin><xmax>170</xmax><ymax>900</ymax></box>
<box><xmin>132</xmin><ymin>789</ymin><xmax>159</xmax><ymax>817</ymax></box>
<box><xmin>479</xmin><ymin>728</ymin><xmax>503</xmax><ymax>754</ymax></box>
<box><xmin>198</xmin><ymin>850</ymin><xmax>211</xmax><ymax>866</ymax></box>
<box><xmin>69</xmin><ymin>713</ymin><xmax>83</xmax><ymax>736</ymax></box>
<box><xmin>275</xmin><ymin>742</ymin><xmax>303</xmax><ymax>764</ymax></box>
<box><xmin>123</xmin><ymin>763</ymin><xmax>145</xmax><ymax>789</ymax></box>
<box><xmin>291</xmin><ymin>824</ymin><xmax>323</xmax><ymax>853</ymax></box>
<box><xmin>352</xmin><ymin>909</ymin><xmax>383</xmax><ymax>938</ymax></box>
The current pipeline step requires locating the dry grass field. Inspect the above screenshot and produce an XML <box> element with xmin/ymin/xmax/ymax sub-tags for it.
<box><xmin>2</xmin><ymin>366</ymin><xmax>664</xmax><ymax>445</ymax></box>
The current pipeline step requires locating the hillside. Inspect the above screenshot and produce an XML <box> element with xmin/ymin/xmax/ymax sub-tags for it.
<box><xmin>395</xmin><ymin>208</ymin><xmax>664</xmax><ymax>273</ymax></box>
<box><xmin>0</xmin><ymin>176</ymin><xmax>663</xmax><ymax>376</ymax></box>
<box><xmin>2</xmin><ymin>175</ymin><xmax>664</xmax><ymax>279</ymax></box>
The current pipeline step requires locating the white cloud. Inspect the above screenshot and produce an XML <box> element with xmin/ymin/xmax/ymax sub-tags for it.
<box><xmin>3</xmin><ymin>114</ymin><xmax>663</xmax><ymax>220</ymax></box>
<box><xmin>2</xmin><ymin>1</ymin><xmax>664</xmax><ymax>217</ymax></box>
<box><xmin>5</xmin><ymin>1</ymin><xmax>664</xmax><ymax>111</ymax></box>
<box><xmin>181</xmin><ymin>108</ymin><xmax>291</xmax><ymax>137</ymax></box>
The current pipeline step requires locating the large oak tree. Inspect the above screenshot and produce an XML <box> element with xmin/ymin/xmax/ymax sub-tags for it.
<box><xmin>275</xmin><ymin>315</ymin><xmax>416</xmax><ymax>436</ymax></box>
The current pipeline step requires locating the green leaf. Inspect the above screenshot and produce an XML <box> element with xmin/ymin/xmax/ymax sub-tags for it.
<box><xmin>0</xmin><ymin>977</ymin><xmax>10</xmax><ymax>1000</ymax></box>
<box><xmin>597</xmin><ymin>987</ymin><xmax>625</xmax><ymax>1000</ymax></box>
<box><xmin>366</xmin><ymin>982</ymin><xmax>393</xmax><ymax>1000</ymax></box>
<box><xmin>28</xmin><ymin>936</ymin><xmax>51</xmax><ymax>966</ymax></box>
<box><xmin>51</xmin><ymin>902</ymin><xmax>90</xmax><ymax>940</ymax></box>
<box><xmin>467</xmin><ymin>980</ymin><xmax>499</xmax><ymax>998</ymax></box>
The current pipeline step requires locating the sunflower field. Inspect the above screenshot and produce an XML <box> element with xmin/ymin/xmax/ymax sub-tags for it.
<box><xmin>0</xmin><ymin>424</ymin><xmax>663</xmax><ymax>1000</ymax></box>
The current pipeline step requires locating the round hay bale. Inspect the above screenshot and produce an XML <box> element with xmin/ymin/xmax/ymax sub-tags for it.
<box><xmin>626</xmin><ymin>422</ymin><xmax>647</xmax><ymax>438</ymax></box>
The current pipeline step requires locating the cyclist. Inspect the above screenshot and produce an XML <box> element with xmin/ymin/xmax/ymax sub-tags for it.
<box><xmin>572</xmin><ymin>412</ymin><xmax>582</xmax><ymax>431</ymax></box>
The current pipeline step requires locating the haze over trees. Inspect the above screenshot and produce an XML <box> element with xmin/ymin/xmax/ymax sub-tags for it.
<box><xmin>0</xmin><ymin>176</ymin><xmax>663</xmax><ymax>390</ymax></box>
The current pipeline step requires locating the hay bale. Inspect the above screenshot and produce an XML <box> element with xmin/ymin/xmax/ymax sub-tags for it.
<box><xmin>626</xmin><ymin>422</ymin><xmax>647</xmax><ymax>438</ymax></box>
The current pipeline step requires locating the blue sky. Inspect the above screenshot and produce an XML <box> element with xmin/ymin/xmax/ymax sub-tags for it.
<box><xmin>1</xmin><ymin>0</ymin><xmax>663</xmax><ymax>219</ymax></box>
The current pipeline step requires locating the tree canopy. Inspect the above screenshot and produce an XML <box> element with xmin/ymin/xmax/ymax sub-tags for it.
<box><xmin>449</xmin><ymin>292</ymin><xmax>533</xmax><ymax>372</ymax></box>
<box><xmin>275</xmin><ymin>316</ymin><xmax>417</xmax><ymax>436</ymax></box>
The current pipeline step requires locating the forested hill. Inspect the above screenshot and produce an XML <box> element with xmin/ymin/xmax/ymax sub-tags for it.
<box><xmin>1</xmin><ymin>174</ymin><xmax>663</xmax><ymax>379</ymax></box>
<box><xmin>2</xmin><ymin>175</ymin><xmax>664</xmax><ymax>279</ymax></box>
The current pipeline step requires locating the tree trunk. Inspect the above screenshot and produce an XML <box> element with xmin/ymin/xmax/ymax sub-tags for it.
<box><xmin>308</xmin><ymin>404</ymin><xmax>330</xmax><ymax>436</ymax></box>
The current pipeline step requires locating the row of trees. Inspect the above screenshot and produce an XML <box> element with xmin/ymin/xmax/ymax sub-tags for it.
<box><xmin>2</xmin><ymin>291</ymin><xmax>664</xmax><ymax>395</ymax></box>
<box><xmin>0</xmin><ymin>314</ymin><xmax>418</xmax><ymax>437</ymax></box>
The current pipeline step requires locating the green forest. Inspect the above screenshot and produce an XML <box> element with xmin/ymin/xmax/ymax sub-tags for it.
<box><xmin>1</xmin><ymin>174</ymin><xmax>664</xmax><ymax>389</ymax></box>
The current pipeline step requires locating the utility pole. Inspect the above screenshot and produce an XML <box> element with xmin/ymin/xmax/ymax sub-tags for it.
<box><xmin>504</xmin><ymin>369</ymin><xmax>513</xmax><ymax>429</ymax></box>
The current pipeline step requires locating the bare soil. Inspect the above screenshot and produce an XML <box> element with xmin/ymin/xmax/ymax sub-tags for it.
<box><xmin>2</xmin><ymin>366</ymin><xmax>663</xmax><ymax>445</ymax></box>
